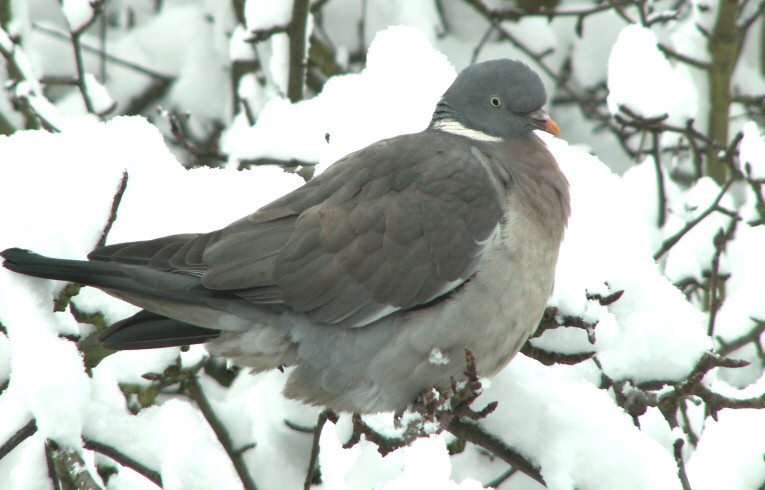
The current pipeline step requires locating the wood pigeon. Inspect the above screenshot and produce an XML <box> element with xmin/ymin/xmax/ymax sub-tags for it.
<box><xmin>2</xmin><ymin>59</ymin><xmax>570</xmax><ymax>413</ymax></box>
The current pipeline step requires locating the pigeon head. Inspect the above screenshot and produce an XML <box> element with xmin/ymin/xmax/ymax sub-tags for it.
<box><xmin>431</xmin><ymin>59</ymin><xmax>560</xmax><ymax>140</ymax></box>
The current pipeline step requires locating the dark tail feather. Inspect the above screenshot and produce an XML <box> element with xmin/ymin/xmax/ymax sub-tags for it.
<box><xmin>100</xmin><ymin>310</ymin><xmax>220</xmax><ymax>350</ymax></box>
<box><xmin>1</xmin><ymin>248</ymin><xmax>130</xmax><ymax>288</ymax></box>
<box><xmin>4</xmin><ymin>248</ymin><xmax>221</xmax><ymax>350</ymax></box>
<box><xmin>1</xmin><ymin>248</ymin><xmax>203</xmax><ymax>302</ymax></box>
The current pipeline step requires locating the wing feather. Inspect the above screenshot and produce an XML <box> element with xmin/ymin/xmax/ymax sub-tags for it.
<box><xmin>89</xmin><ymin>131</ymin><xmax>507</xmax><ymax>329</ymax></box>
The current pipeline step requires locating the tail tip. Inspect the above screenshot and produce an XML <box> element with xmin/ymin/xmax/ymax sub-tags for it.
<box><xmin>1</xmin><ymin>248</ymin><xmax>36</xmax><ymax>264</ymax></box>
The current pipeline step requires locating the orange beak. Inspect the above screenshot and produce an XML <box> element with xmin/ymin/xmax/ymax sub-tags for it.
<box><xmin>529</xmin><ymin>109</ymin><xmax>561</xmax><ymax>137</ymax></box>
<box><xmin>544</xmin><ymin>118</ymin><xmax>561</xmax><ymax>138</ymax></box>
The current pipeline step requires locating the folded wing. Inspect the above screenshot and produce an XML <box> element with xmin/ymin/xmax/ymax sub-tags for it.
<box><xmin>91</xmin><ymin>132</ymin><xmax>507</xmax><ymax>329</ymax></box>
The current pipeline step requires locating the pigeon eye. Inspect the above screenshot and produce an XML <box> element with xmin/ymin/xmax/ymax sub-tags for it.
<box><xmin>489</xmin><ymin>96</ymin><xmax>502</xmax><ymax>108</ymax></box>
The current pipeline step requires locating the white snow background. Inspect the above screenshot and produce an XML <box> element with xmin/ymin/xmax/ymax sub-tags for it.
<box><xmin>1</xmin><ymin>1</ymin><xmax>764</xmax><ymax>489</ymax></box>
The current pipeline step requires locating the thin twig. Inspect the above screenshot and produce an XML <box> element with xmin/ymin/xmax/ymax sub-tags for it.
<box><xmin>651</xmin><ymin>131</ymin><xmax>668</xmax><ymax>227</ymax></box>
<box><xmin>470</xmin><ymin>23</ymin><xmax>497</xmax><ymax>65</ymax></box>
<box><xmin>679</xmin><ymin>398</ymin><xmax>699</xmax><ymax>446</ymax></box>
<box><xmin>656</xmin><ymin>352</ymin><xmax>763</xmax><ymax>427</ymax></box>
<box><xmin>0</xmin><ymin>419</ymin><xmax>38</xmax><ymax>461</ymax></box>
<box><xmin>84</xmin><ymin>437</ymin><xmax>163</xmax><ymax>487</ymax></box>
<box><xmin>657</xmin><ymin>44</ymin><xmax>711</xmax><ymax>70</ymax></box>
<box><xmin>653</xmin><ymin>179</ymin><xmax>734</xmax><ymax>260</ymax></box>
<box><xmin>716</xmin><ymin>320</ymin><xmax>765</xmax><ymax>358</ymax></box>
<box><xmin>98</xmin><ymin>11</ymin><xmax>106</xmax><ymax>82</ymax></box>
<box><xmin>304</xmin><ymin>409</ymin><xmax>338</xmax><ymax>490</ymax></box>
<box><xmin>71</xmin><ymin>34</ymin><xmax>96</xmax><ymax>114</ymax></box>
<box><xmin>287</xmin><ymin>0</ymin><xmax>311</xmax><ymax>102</ymax></box>
<box><xmin>520</xmin><ymin>342</ymin><xmax>595</xmax><ymax>366</ymax></box>
<box><xmin>483</xmin><ymin>466</ymin><xmax>517</xmax><ymax>489</ymax></box>
<box><xmin>447</xmin><ymin>418</ymin><xmax>545</xmax><ymax>486</ymax></box>
<box><xmin>434</xmin><ymin>0</ymin><xmax>451</xmax><ymax>36</ymax></box>
<box><xmin>0</xmin><ymin>27</ymin><xmax>60</xmax><ymax>130</ymax></box>
<box><xmin>33</xmin><ymin>23</ymin><xmax>172</xmax><ymax>80</ymax></box>
<box><xmin>94</xmin><ymin>171</ymin><xmax>129</xmax><ymax>250</ymax></box>
<box><xmin>247</xmin><ymin>24</ymin><xmax>289</xmax><ymax>43</ymax></box>
<box><xmin>163</xmin><ymin>110</ymin><xmax>228</xmax><ymax>163</ymax></box>
<box><xmin>706</xmin><ymin>221</ymin><xmax>736</xmax><ymax>337</ymax></box>
<box><xmin>462</xmin><ymin>0</ymin><xmax>619</xmax><ymax>20</ymax></box>
<box><xmin>186</xmin><ymin>374</ymin><xmax>258</xmax><ymax>490</ymax></box>
<box><xmin>673</xmin><ymin>438</ymin><xmax>693</xmax><ymax>490</ymax></box>
<box><xmin>44</xmin><ymin>440</ymin><xmax>60</xmax><ymax>490</ymax></box>
<box><xmin>48</xmin><ymin>440</ymin><xmax>102</xmax><ymax>490</ymax></box>
<box><xmin>739</xmin><ymin>0</ymin><xmax>765</xmax><ymax>29</ymax></box>
<box><xmin>67</xmin><ymin>1</ymin><xmax>104</xmax><ymax>115</ymax></box>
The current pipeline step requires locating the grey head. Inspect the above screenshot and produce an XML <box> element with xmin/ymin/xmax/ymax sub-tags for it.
<box><xmin>430</xmin><ymin>59</ymin><xmax>559</xmax><ymax>140</ymax></box>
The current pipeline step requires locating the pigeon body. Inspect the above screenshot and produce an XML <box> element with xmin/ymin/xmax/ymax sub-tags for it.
<box><xmin>2</xmin><ymin>59</ymin><xmax>570</xmax><ymax>413</ymax></box>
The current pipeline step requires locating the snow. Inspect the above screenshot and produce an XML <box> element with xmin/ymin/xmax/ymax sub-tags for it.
<box><xmin>222</xmin><ymin>26</ymin><xmax>455</xmax><ymax>170</ymax></box>
<box><xmin>0</xmin><ymin>26</ymin><xmax>13</xmax><ymax>52</ymax></box>
<box><xmin>429</xmin><ymin>347</ymin><xmax>450</xmax><ymax>365</ymax></box>
<box><xmin>268</xmin><ymin>33</ymin><xmax>292</xmax><ymax>95</ymax></box>
<box><xmin>61</xmin><ymin>0</ymin><xmax>95</xmax><ymax>33</ymax></box>
<box><xmin>0</xmin><ymin>115</ymin><xmax>303</xmax><ymax>486</ymax></box>
<box><xmin>714</xmin><ymin>221</ymin><xmax>765</xmax><ymax>387</ymax></box>
<box><xmin>245</xmin><ymin>0</ymin><xmax>294</xmax><ymax>31</ymax></box>
<box><xmin>229</xmin><ymin>24</ymin><xmax>254</xmax><ymax>62</ymax></box>
<box><xmin>83</xmin><ymin>393</ymin><xmax>245</xmax><ymax>490</ymax></box>
<box><xmin>686</xmin><ymin>409</ymin><xmax>765</xmax><ymax>490</ymax></box>
<box><xmin>381</xmin><ymin>437</ymin><xmax>483</xmax><ymax>490</ymax></box>
<box><xmin>663</xmin><ymin>177</ymin><xmax>734</xmax><ymax>284</ymax></box>
<box><xmin>546</xmin><ymin>135</ymin><xmax>711</xmax><ymax>382</ymax></box>
<box><xmin>1</xmin><ymin>3</ymin><xmax>764</xmax><ymax>490</ymax></box>
<box><xmin>740</xmin><ymin>122</ymin><xmax>765</xmax><ymax>180</ymax></box>
<box><xmin>0</xmin><ymin>332</ymin><xmax>9</xmax><ymax>382</ymax></box>
<box><xmin>607</xmin><ymin>24</ymin><xmax>698</xmax><ymax>124</ymax></box>
<box><xmin>83</xmin><ymin>73</ymin><xmax>116</xmax><ymax>115</ymax></box>
<box><xmin>0</xmin><ymin>282</ymin><xmax>91</xmax><ymax>447</ymax></box>
<box><xmin>480</xmin><ymin>356</ymin><xmax>683</xmax><ymax>490</ymax></box>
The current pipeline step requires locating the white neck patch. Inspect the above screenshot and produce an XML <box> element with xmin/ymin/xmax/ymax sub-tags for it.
<box><xmin>433</xmin><ymin>119</ymin><xmax>503</xmax><ymax>142</ymax></box>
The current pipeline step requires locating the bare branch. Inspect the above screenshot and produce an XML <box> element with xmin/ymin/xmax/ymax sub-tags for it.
<box><xmin>521</xmin><ymin>342</ymin><xmax>595</xmax><ymax>366</ymax></box>
<box><xmin>0</xmin><ymin>419</ymin><xmax>37</xmax><ymax>461</ymax></box>
<box><xmin>462</xmin><ymin>0</ymin><xmax>618</xmax><ymax>21</ymax></box>
<box><xmin>651</xmin><ymin>131</ymin><xmax>668</xmax><ymax>227</ymax></box>
<box><xmin>94</xmin><ymin>171</ymin><xmax>129</xmax><ymax>250</ymax></box>
<box><xmin>83</xmin><ymin>437</ymin><xmax>163</xmax><ymax>487</ymax></box>
<box><xmin>653</xmin><ymin>178</ymin><xmax>734</xmax><ymax>260</ymax></box>
<box><xmin>304</xmin><ymin>409</ymin><xmax>338</xmax><ymax>490</ymax></box>
<box><xmin>446</xmin><ymin>418</ymin><xmax>545</xmax><ymax>486</ymax></box>
<box><xmin>48</xmin><ymin>440</ymin><xmax>102</xmax><ymax>490</ymax></box>
<box><xmin>716</xmin><ymin>320</ymin><xmax>765</xmax><ymax>358</ymax></box>
<box><xmin>739</xmin><ymin>0</ymin><xmax>765</xmax><ymax>29</ymax></box>
<box><xmin>706</xmin><ymin>222</ymin><xmax>737</xmax><ymax>337</ymax></box>
<box><xmin>658</xmin><ymin>44</ymin><xmax>711</xmax><ymax>70</ymax></box>
<box><xmin>673</xmin><ymin>438</ymin><xmax>693</xmax><ymax>490</ymax></box>
<box><xmin>186</xmin><ymin>374</ymin><xmax>258</xmax><ymax>490</ymax></box>
<box><xmin>32</xmin><ymin>23</ymin><xmax>173</xmax><ymax>81</ymax></box>
<box><xmin>287</xmin><ymin>0</ymin><xmax>311</xmax><ymax>102</ymax></box>
<box><xmin>246</xmin><ymin>24</ymin><xmax>289</xmax><ymax>43</ymax></box>
<box><xmin>162</xmin><ymin>110</ymin><xmax>228</xmax><ymax>163</ymax></box>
